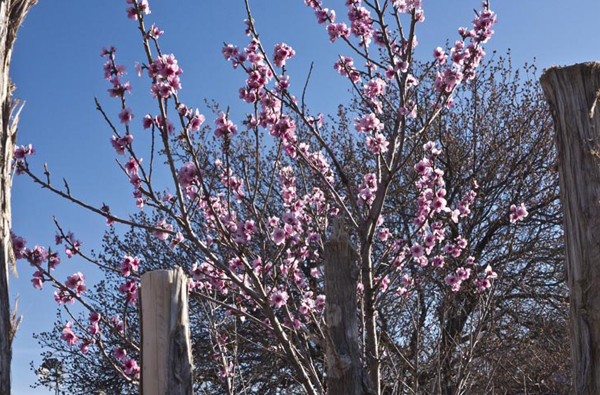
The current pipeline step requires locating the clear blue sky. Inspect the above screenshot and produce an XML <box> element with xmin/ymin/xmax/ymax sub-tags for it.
<box><xmin>9</xmin><ymin>1</ymin><xmax>600</xmax><ymax>393</ymax></box>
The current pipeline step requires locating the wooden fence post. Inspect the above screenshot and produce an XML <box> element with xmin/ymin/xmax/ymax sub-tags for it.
<box><xmin>540</xmin><ymin>62</ymin><xmax>600</xmax><ymax>395</ymax></box>
<box><xmin>140</xmin><ymin>267</ymin><xmax>194</xmax><ymax>395</ymax></box>
<box><xmin>324</xmin><ymin>219</ymin><xmax>370</xmax><ymax>395</ymax></box>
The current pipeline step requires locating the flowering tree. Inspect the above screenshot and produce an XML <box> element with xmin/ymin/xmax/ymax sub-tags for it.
<box><xmin>8</xmin><ymin>1</ymin><xmax>555</xmax><ymax>394</ymax></box>
<box><xmin>32</xmin><ymin>55</ymin><xmax>568</xmax><ymax>395</ymax></box>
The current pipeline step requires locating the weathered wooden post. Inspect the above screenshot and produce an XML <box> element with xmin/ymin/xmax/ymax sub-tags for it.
<box><xmin>540</xmin><ymin>62</ymin><xmax>600</xmax><ymax>395</ymax></box>
<box><xmin>324</xmin><ymin>219</ymin><xmax>370</xmax><ymax>395</ymax></box>
<box><xmin>0</xmin><ymin>1</ymin><xmax>38</xmax><ymax>393</ymax></box>
<box><xmin>140</xmin><ymin>267</ymin><xmax>194</xmax><ymax>395</ymax></box>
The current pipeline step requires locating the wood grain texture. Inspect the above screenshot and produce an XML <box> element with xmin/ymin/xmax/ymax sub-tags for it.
<box><xmin>140</xmin><ymin>267</ymin><xmax>194</xmax><ymax>395</ymax></box>
<box><xmin>0</xmin><ymin>1</ymin><xmax>37</xmax><ymax>394</ymax></box>
<box><xmin>324</xmin><ymin>219</ymin><xmax>371</xmax><ymax>395</ymax></box>
<box><xmin>540</xmin><ymin>62</ymin><xmax>600</xmax><ymax>395</ymax></box>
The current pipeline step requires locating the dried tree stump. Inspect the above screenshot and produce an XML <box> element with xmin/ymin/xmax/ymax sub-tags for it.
<box><xmin>540</xmin><ymin>62</ymin><xmax>600</xmax><ymax>395</ymax></box>
<box><xmin>140</xmin><ymin>267</ymin><xmax>193</xmax><ymax>395</ymax></box>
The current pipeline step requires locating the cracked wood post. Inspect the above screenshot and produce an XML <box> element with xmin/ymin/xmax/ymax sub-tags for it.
<box><xmin>540</xmin><ymin>62</ymin><xmax>600</xmax><ymax>395</ymax></box>
<box><xmin>140</xmin><ymin>267</ymin><xmax>194</xmax><ymax>395</ymax></box>
<box><xmin>0</xmin><ymin>1</ymin><xmax>37</xmax><ymax>394</ymax></box>
<box><xmin>324</xmin><ymin>218</ymin><xmax>370</xmax><ymax>395</ymax></box>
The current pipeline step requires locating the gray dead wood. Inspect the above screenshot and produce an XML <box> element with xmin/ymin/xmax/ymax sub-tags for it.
<box><xmin>140</xmin><ymin>267</ymin><xmax>194</xmax><ymax>395</ymax></box>
<box><xmin>0</xmin><ymin>1</ymin><xmax>37</xmax><ymax>394</ymax></box>
<box><xmin>324</xmin><ymin>219</ymin><xmax>371</xmax><ymax>395</ymax></box>
<box><xmin>540</xmin><ymin>62</ymin><xmax>600</xmax><ymax>395</ymax></box>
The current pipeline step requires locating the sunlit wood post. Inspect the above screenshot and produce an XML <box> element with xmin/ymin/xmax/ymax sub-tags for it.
<box><xmin>540</xmin><ymin>62</ymin><xmax>600</xmax><ymax>395</ymax></box>
<box><xmin>140</xmin><ymin>267</ymin><xmax>194</xmax><ymax>395</ymax></box>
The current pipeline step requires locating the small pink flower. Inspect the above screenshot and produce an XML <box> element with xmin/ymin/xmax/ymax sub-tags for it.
<box><xmin>89</xmin><ymin>312</ymin><xmax>101</xmax><ymax>323</ymax></box>
<box><xmin>123</xmin><ymin>358</ymin><xmax>140</xmax><ymax>377</ymax></box>
<box><xmin>65</xmin><ymin>272</ymin><xmax>86</xmax><ymax>296</ymax></box>
<box><xmin>118</xmin><ymin>108</ymin><xmax>135</xmax><ymax>125</ymax></box>
<box><xmin>509</xmin><ymin>203</ymin><xmax>528</xmax><ymax>223</ymax></box>
<box><xmin>152</xmin><ymin>219</ymin><xmax>173</xmax><ymax>240</ymax></box>
<box><xmin>485</xmin><ymin>265</ymin><xmax>498</xmax><ymax>279</ymax></box>
<box><xmin>433</xmin><ymin>47</ymin><xmax>447</xmax><ymax>64</ymax></box>
<box><xmin>189</xmin><ymin>110</ymin><xmax>206</xmax><ymax>131</ymax></box>
<box><xmin>14</xmin><ymin>144</ymin><xmax>34</xmax><ymax>159</ymax></box>
<box><xmin>120</xmin><ymin>255</ymin><xmax>140</xmax><ymax>277</ymax></box>
<box><xmin>410</xmin><ymin>244</ymin><xmax>424</xmax><ymax>258</ymax></box>
<box><xmin>271</xmin><ymin>228</ymin><xmax>286</xmax><ymax>245</ymax></box>
<box><xmin>273</xmin><ymin>43</ymin><xmax>296</xmax><ymax>68</ymax></box>
<box><xmin>114</xmin><ymin>347</ymin><xmax>127</xmax><ymax>361</ymax></box>
<box><xmin>61</xmin><ymin>321</ymin><xmax>79</xmax><ymax>346</ymax></box>
<box><xmin>270</xmin><ymin>289</ymin><xmax>289</xmax><ymax>309</ymax></box>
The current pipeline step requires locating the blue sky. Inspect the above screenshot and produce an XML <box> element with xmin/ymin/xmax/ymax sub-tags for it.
<box><xmin>8</xmin><ymin>0</ymin><xmax>600</xmax><ymax>393</ymax></box>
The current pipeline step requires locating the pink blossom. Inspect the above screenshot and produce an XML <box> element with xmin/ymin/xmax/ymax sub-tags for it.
<box><xmin>354</xmin><ymin>113</ymin><xmax>384</xmax><ymax>133</ymax></box>
<box><xmin>475</xmin><ymin>278</ymin><xmax>491</xmax><ymax>291</ymax></box>
<box><xmin>170</xmin><ymin>231</ymin><xmax>184</xmax><ymax>249</ymax></box>
<box><xmin>152</xmin><ymin>219</ymin><xmax>173</xmax><ymax>240</ymax></box>
<box><xmin>111</xmin><ymin>134</ymin><xmax>133</xmax><ymax>155</ymax></box>
<box><xmin>316</xmin><ymin>8</ymin><xmax>335</xmax><ymax>24</ymax></box>
<box><xmin>485</xmin><ymin>265</ymin><xmax>498</xmax><ymax>279</ymax></box>
<box><xmin>509</xmin><ymin>203</ymin><xmax>528</xmax><ymax>223</ymax></box>
<box><xmin>147</xmin><ymin>23</ymin><xmax>163</xmax><ymax>39</ymax></box>
<box><xmin>120</xmin><ymin>255</ymin><xmax>140</xmax><ymax>277</ymax></box>
<box><xmin>114</xmin><ymin>347</ymin><xmax>127</xmax><ymax>361</ymax></box>
<box><xmin>123</xmin><ymin>358</ymin><xmax>140</xmax><ymax>377</ymax></box>
<box><xmin>366</xmin><ymin>133</ymin><xmax>389</xmax><ymax>154</ymax></box>
<box><xmin>273</xmin><ymin>43</ymin><xmax>296</xmax><ymax>68</ymax></box>
<box><xmin>410</xmin><ymin>244</ymin><xmax>424</xmax><ymax>258</ymax></box>
<box><xmin>61</xmin><ymin>322</ymin><xmax>79</xmax><ymax>346</ymax></box>
<box><xmin>364</xmin><ymin>78</ymin><xmax>386</xmax><ymax>99</ymax></box>
<box><xmin>89</xmin><ymin>312</ymin><xmax>101</xmax><ymax>323</ymax></box>
<box><xmin>11</xmin><ymin>233</ymin><xmax>27</xmax><ymax>259</ymax></box>
<box><xmin>31</xmin><ymin>270</ymin><xmax>44</xmax><ymax>289</ymax></box>
<box><xmin>432</xmin><ymin>255</ymin><xmax>445</xmax><ymax>268</ymax></box>
<box><xmin>124</xmin><ymin>157</ymin><xmax>139</xmax><ymax>175</ymax></box>
<box><xmin>214</xmin><ymin>112</ymin><xmax>238</xmax><ymax>138</ymax></box>
<box><xmin>118</xmin><ymin>108</ymin><xmax>134</xmax><ymax>125</ymax></box>
<box><xmin>456</xmin><ymin>267</ymin><xmax>471</xmax><ymax>281</ymax></box>
<box><xmin>445</xmin><ymin>274</ymin><xmax>461</xmax><ymax>292</ymax></box>
<box><xmin>89</xmin><ymin>322</ymin><xmax>100</xmax><ymax>335</ymax></box>
<box><xmin>112</xmin><ymin>315</ymin><xmax>125</xmax><ymax>332</ymax></box>
<box><xmin>142</xmin><ymin>114</ymin><xmax>154</xmax><ymax>129</ymax></box>
<box><xmin>433</xmin><ymin>47</ymin><xmax>447</xmax><ymax>64</ymax></box>
<box><xmin>14</xmin><ymin>144</ymin><xmax>34</xmax><ymax>159</ymax></box>
<box><xmin>80</xmin><ymin>339</ymin><xmax>95</xmax><ymax>354</ymax></box>
<box><xmin>119</xmin><ymin>279</ymin><xmax>138</xmax><ymax>305</ymax></box>
<box><xmin>270</xmin><ymin>289</ymin><xmax>289</xmax><ymax>309</ymax></box>
<box><xmin>189</xmin><ymin>110</ymin><xmax>206</xmax><ymax>131</ymax></box>
<box><xmin>178</xmin><ymin>162</ymin><xmax>199</xmax><ymax>188</ymax></box>
<box><xmin>271</xmin><ymin>228</ymin><xmax>286</xmax><ymax>245</ymax></box>
<box><xmin>334</xmin><ymin>56</ymin><xmax>361</xmax><ymax>82</ymax></box>
<box><xmin>316</xmin><ymin>294</ymin><xmax>326</xmax><ymax>311</ymax></box>
<box><xmin>65</xmin><ymin>271</ymin><xmax>86</xmax><ymax>296</ymax></box>
<box><xmin>327</xmin><ymin>23</ymin><xmax>350</xmax><ymax>43</ymax></box>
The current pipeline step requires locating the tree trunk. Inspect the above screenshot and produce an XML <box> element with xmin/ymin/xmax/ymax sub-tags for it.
<box><xmin>0</xmin><ymin>1</ymin><xmax>37</xmax><ymax>394</ymax></box>
<box><xmin>540</xmin><ymin>62</ymin><xmax>600</xmax><ymax>395</ymax></box>
<box><xmin>324</xmin><ymin>219</ymin><xmax>370</xmax><ymax>395</ymax></box>
<box><xmin>140</xmin><ymin>267</ymin><xmax>194</xmax><ymax>395</ymax></box>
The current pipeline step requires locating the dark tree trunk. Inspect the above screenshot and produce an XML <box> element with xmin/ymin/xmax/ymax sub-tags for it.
<box><xmin>540</xmin><ymin>62</ymin><xmax>600</xmax><ymax>395</ymax></box>
<box><xmin>324</xmin><ymin>219</ymin><xmax>370</xmax><ymax>395</ymax></box>
<box><xmin>0</xmin><ymin>1</ymin><xmax>37</xmax><ymax>394</ymax></box>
